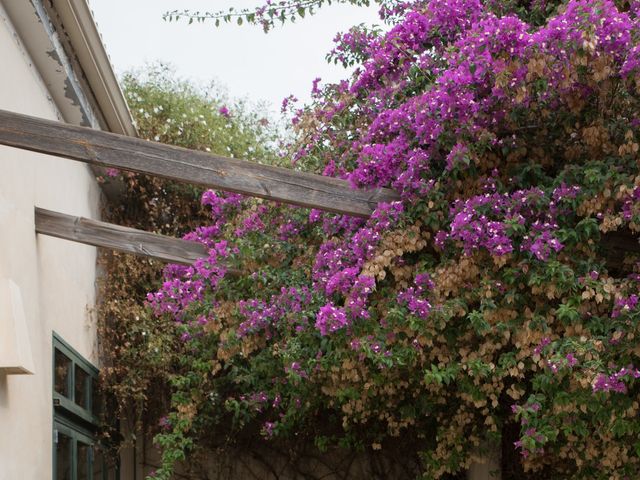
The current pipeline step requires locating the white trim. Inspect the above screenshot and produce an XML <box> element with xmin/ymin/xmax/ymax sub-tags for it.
<box><xmin>52</xmin><ymin>0</ymin><xmax>136</xmax><ymax>136</ymax></box>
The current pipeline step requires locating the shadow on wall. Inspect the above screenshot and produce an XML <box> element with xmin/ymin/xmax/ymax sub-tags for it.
<box><xmin>0</xmin><ymin>373</ymin><xmax>8</xmax><ymax>408</ymax></box>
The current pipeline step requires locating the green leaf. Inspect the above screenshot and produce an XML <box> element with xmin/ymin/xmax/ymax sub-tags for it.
<box><xmin>556</xmin><ymin>302</ymin><xmax>580</xmax><ymax>324</ymax></box>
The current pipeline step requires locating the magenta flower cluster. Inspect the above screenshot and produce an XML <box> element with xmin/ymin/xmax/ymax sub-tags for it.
<box><xmin>435</xmin><ymin>186</ymin><xmax>569</xmax><ymax>260</ymax></box>
<box><xmin>237</xmin><ymin>286</ymin><xmax>312</xmax><ymax>338</ymax></box>
<box><xmin>315</xmin><ymin>302</ymin><xmax>350</xmax><ymax>336</ymax></box>
<box><xmin>147</xmin><ymin>240</ymin><xmax>231</xmax><ymax>319</ymax></box>
<box><xmin>302</xmin><ymin>0</ymin><xmax>640</xmax><ymax>220</ymax></box>
<box><xmin>397</xmin><ymin>273</ymin><xmax>434</xmax><ymax>320</ymax></box>
<box><xmin>592</xmin><ymin>366</ymin><xmax>640</xmax><ymax>394</ymax></box>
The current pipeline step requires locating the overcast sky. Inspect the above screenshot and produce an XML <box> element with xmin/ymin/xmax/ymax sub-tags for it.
<box><xmin>88</xmin><ymin>0</ymin><xmax>380</xmax><ymax>111</ymax></box>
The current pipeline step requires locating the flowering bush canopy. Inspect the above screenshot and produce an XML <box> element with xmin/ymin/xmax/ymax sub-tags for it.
<box><xmin>116</xmin><ymin>2</ymin><xmax>640</xmax><ymax>479</ymax></box>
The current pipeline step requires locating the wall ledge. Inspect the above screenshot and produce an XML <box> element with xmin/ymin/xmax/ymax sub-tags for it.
<box><xmin>0</xmin><ymin>278</ymin><xmax>35</xmax><ymax>375</ymax></box>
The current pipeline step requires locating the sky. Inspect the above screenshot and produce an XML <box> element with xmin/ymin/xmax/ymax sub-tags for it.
<box><xmin>88</xmin><ymin>0</ymin><xmax>381</xmax><ymax>111</ymax></box>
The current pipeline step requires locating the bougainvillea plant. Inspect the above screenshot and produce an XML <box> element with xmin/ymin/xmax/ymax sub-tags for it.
<box><xmin>105</xmin><ymin>1</ymin><xmax>640</xmax><ymax>479</ymax></box>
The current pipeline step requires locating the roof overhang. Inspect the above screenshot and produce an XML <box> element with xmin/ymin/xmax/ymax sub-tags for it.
<box><xmin>1</xmin><ymin>0</ymin><xmax>135</xmax><ymax>137</ymax></box>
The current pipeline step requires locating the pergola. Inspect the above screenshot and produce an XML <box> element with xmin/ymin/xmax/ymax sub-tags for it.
<box><xmin>0</xmin><ymin>108</ymin><xmax>637</xmax><ymax>266</ymax></box>
<box><xmin>0</xmin><ymin>108</ymin><xmax>398</xmax><ymax>265</ymax></box>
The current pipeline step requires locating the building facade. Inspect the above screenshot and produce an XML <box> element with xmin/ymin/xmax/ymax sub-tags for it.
<box><xmin>0</xmin><ymin>1</ymin><xmax>134</xmax><ymax>479</ymax></box>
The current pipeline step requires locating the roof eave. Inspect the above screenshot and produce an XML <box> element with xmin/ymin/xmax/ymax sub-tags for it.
<box><xmin>51</xmin><ymin>0</ymin><xmax>136</xmax><ymax>137</ymax></box>
<box><xmin>1</xmin><ymin>0</ymin><xmax>136</xmax><ymax>137</ymax></box>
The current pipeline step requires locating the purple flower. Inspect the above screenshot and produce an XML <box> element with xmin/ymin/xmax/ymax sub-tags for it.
<box><xmin>565</xmin><ymin>353</ymin><xmax>578</xmax><ymax>368</ymax></box>
<box><xmin>533</xmin><ymin>337</ymin><xmax>551</xmax><ymax>356</ymax></box>
<box><xmin>262</xmin><ymin>421</ymin><xmax>276</xmax><ymax>438</ymax></box>
<box><xmin>611</xmin><ymin>294</ymin><xmax>639</xmax><ymax>318</ymax></box>
<box><xmin>159</xmin><ymin>416</ymin><xmax>171</xmax><ymax>430</ymax></box>
<box><xmin>592</xmin><ymin>366</ymin><xmax>640</xmax><ymax>394</ymax></box>
<box><xmin>315</xmin><ymin>303</ymin><xmax>349</xmax><ymax>336</ymax></box>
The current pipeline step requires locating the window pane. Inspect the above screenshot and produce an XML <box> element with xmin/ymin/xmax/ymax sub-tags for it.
<box><xmin>55</xmin><ymin>432</ymin><xmax>72</xmax><ymax>480</ymax></box>
<box><xmin>78</xmin><ymin>442</ymin><xmax>90</xmax><ymax>480</ymax></box>
<box><xmin>93</xmin><ymin>446</ymin><xmax>104</xmax><ymax>480</ymax></box>
<box><xmin>75</xmin><ymin>365</ymin><xmax>89</xmax><ymax>408</ymax></box>
<box><xmin>92</xmin><ymin>377</ymin><xmax>102</xmax><ymax>416</ymax></box>
<box><xmin>54</xmin><ymin>350</ymin><xmax>71</xmax><ymax>397</ymax></box>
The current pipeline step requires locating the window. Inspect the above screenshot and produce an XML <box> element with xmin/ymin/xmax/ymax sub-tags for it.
<box><xmin>53</xmin><ymin>333</ymin><xmax>114</xmax><ymax>480</ymax></box>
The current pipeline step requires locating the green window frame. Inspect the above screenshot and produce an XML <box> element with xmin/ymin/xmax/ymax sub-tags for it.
<box><xmin>53</xmin><ymin>333</ymin><xmax>115</xmax><ymax>480</ymax></box>
<box><xmin>53</xmin><ymin>333</ymin><xmax>101</xmax><ymax>423</ymax></box>
<box><xmin>54</xmin><ymin>416</ymin><xmax>108</xmax><ymax>480</ymax></box>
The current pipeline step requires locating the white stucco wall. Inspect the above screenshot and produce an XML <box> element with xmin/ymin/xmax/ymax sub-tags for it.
<box><xmin>0</xmin><ymin>4</ymin><xmax>102</xmax><ymax>479</ymax></box>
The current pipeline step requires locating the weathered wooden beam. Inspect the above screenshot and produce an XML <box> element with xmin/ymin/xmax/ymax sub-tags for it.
<box><xmin>32</xmin><ymin>209</ymin><xmax>640</xmax><ymax>272</ymax></box>
<box><xmin>0</xmin><ymin>109</ymin><xmax>399</xmax><ymax>217</ymax></box>
<box><xmin>35</xmin><ymin>207</ymin><xmax>209</xmax><ymax>265</ymax></box>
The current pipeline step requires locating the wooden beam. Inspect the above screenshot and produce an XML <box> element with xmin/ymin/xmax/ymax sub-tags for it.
<box><xmin>35</xmin><ymin>207</ymin><xmax>209</xmax><ymax>265</ymax></box>
<box><xmin>32</xmin><ymin>209</ymin><xmax>640</xmax><ymax>272</ymax></box>
<box><xmin>0</xmin><ymin>109</ymin><xmax>399</xmax><ymax>217</ymax></box>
